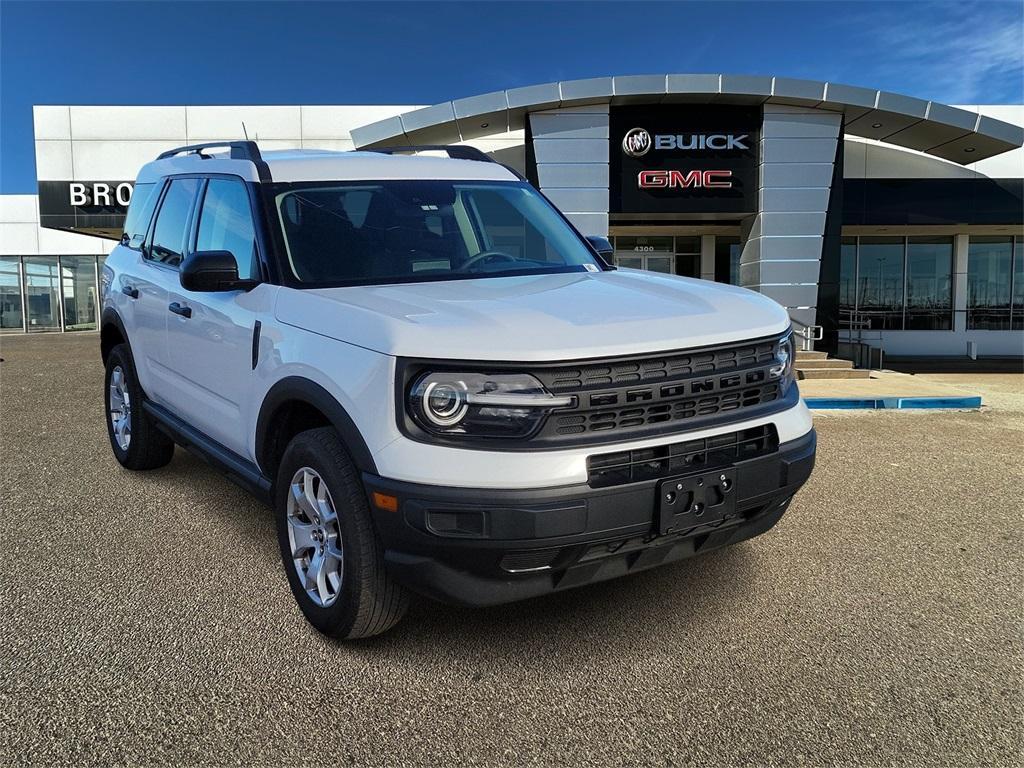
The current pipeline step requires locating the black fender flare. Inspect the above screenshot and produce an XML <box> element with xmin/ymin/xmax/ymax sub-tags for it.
<box><xmin>100</xmin><ymin>307</ymin><xmax>131</xmax><ymax>362</ymax></box>
<box><xmin>256</xmin><ymin>376</ymin><xmax>377</xmax><ymax>476</ymax></box>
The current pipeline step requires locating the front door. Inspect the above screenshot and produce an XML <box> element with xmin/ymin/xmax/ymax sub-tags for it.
<box><xmin>165</xmin><ymin>177</ymin><xmax>264</xmax><ymax>457</ymax></box>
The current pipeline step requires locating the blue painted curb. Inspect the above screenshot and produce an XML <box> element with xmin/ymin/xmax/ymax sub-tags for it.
<box><xmin>803</xmin><ymin>396</ymin><xmax>982</xmax><ymax>410</ymax></box>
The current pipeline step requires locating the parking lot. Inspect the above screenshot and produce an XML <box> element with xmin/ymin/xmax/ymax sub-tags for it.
<box><xmin>1</xmin><ymin>332</ymin><xmax>1021</xmax><ymax>766</ymax></box>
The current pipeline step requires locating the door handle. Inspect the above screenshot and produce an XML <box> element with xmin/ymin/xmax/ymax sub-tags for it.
<box><xmin>121</xmin><ymin>285</ymin><xmax>139</xmax><ymax>299</ymax></box>
<box><xmin>168</xmin><ymin>302</ymin><xmax>192</xmax><ymax>319</ymax></box>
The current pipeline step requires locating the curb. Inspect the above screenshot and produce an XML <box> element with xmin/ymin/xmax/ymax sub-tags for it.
<box><xmin>803</xmin><ymin>396</ymin><xmax>983</xmax><ymax>410</ymax></box>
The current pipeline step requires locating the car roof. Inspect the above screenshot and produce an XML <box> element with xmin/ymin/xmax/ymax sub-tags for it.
<box><xmin>135</xmin><ymin>148</ymin><xmax>521</xmax><ymax>185</ymax></box>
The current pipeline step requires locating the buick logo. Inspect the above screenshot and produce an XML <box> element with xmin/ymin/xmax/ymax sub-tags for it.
<box><xmin>622</xmin><ymin>127</ymin><xmax>652</xmax><ymax>157</ymax></box>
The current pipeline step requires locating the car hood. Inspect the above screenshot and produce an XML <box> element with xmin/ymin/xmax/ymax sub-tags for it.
<box><xmin>274</xmin><ymin>269</ymin><xmax>791</xmax><ymax>362</ymax></box>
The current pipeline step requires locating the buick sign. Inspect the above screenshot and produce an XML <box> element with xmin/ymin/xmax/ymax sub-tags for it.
<box><xmin>622</xmin><ymin>129</ymin><xmax>749</xmax><ymax>155</ymax></box>
<box><xmin>655</xmin><ymin>133</ymin><xmax>749</xmax><ymax>150</ymax></box>
<box><xmin>622</xmin><ymin>127</ymin><xmax>652</xmax><ymax>157</ymax></box>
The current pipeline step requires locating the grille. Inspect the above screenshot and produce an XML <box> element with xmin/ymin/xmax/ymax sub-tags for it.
<box><xmin>538</xmin><ymin>338</ymin><xmax>777</xmax><ymax>394</ymax></box>
<box><xmin>552</xmin><ymin>383</ymin><xmax>779</xmax><ymax>436</ymax></box>
<box><xmin>532</xmin><ymin>335</ymin><xmax>785</xmax><ymax>442</ymax></box>
<box><xmin>587</xmin><ymin>425</ymin><xmax>779</xmax><ymax>488</ymax></box>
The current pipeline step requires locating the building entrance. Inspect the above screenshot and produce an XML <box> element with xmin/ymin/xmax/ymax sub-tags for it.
<box><xmin>611</xmin><ymin>235</ymin><xmax>701</xmax><ymax>278</ymax></box>
<box><xmin>609</xmin><ymin>231</ymin><xmax>744</xmax><ymax>284</ymax></box>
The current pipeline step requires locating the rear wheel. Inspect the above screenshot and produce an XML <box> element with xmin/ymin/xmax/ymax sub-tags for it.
<box><xmin>104</xmin><ymin>343</ymin><xmax>175</xmax><ymax>470</ymax></box>
<box><xmin>275</xmin><ymin>427</ymin><xmax>408</xmax><ymax>639</ymax></box>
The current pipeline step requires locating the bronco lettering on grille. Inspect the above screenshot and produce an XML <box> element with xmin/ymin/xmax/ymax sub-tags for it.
<box><xmin>588</xmin><ymin>368</ymin><xmax>773</xmax><ymax>407</ymax></box>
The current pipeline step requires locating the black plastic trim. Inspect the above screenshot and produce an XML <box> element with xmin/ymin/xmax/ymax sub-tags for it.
<box><xmin>157</xmin><ymin>140</ymin><xmax>263</xmax><ymax>164</ymax></box>
<box><xmin>366</xmin><ymin>145</ymin><xmax>526</xmax><ymax>180</ymax></box>
<box><xmin>100</xmin><ymin>307</ymin><xmax>130</xmax><ymax>362</ymax></box>
<box><xmin>251</xmin><ymin>320</ymin><xmax>262</xmax><ymax>370</ymax></box>
<box><xmin>142</xmin><ymin>400</ymin><xmax>272</xmax><ymax>502</ymax></box>
<box><xmin>168</xmin><ymin>302</ymin><xmax>192</xmax><ymax>318</ymax></box>
<box><xmin>255</xmin><ymin>377</ymin><xmax>378</xmax><ymax>475</ymax></box>
<box><xmin>362</xmin><ymin>428</ymin><xmax>816</xmax><ymax>606</ymax></box>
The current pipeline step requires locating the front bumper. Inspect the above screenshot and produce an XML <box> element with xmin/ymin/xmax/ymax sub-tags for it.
<box><xmin>363</xmin><ymin>428</ymin><xmax>816</xmax><ymax>607</ymax></box>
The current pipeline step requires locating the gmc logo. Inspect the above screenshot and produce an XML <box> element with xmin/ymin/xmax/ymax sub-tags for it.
<box><xmin>638</xmin><ymin>170</ymin><xmax>733</xmax><ymax>189</ymax></box>
<box><xmin>589</xmin><ymin>368</ymin><xmax>770</xmax><ymax>407</ymax></box>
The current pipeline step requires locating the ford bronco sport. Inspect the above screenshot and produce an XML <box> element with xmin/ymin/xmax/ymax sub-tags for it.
<box><xmin>100</xmin><ymin>141</ymin><xmax>815</xmax><ymax>639</ymax></box>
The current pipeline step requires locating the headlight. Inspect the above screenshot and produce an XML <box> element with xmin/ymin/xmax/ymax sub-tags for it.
<box><xmin>770</xmin><ymin>331</ymin><xmax>797</xmax><ymax>394</ymax></box>
<box><xmin>409</xmin><ymin>371</ymin><xmax>572</xmax><ymax>439</ymax></box>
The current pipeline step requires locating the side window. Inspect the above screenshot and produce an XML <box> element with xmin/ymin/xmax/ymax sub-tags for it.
<box><xmin>196</xmin><ymin>179</ymin><xmax>259</xmax><ymax>280</ymax></box>
<box><xmin>147</xmin><ymin>178</ymin><xmax>199</xmax><ymax>268</ymax></box>
<box><xmin>121</xmin><ymin>182</ymin><xmax>160</xmax><ymax>250</ymax></box>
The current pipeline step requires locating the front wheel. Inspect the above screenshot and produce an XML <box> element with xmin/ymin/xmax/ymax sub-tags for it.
<box><xmin>104</xmin><ymin>343</ymin><xmax>175</xmax><ymax>470</ymax></box>
<box><xmin>275</xmin><ymin>427</ymin><xmax>409</xmax><ymax>639</ymax></box>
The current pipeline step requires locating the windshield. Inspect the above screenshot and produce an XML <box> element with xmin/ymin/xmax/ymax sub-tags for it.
<box><xmin>273</xmin><ymin>180</ymin><xmax>603</xmax><ymax>286</ymax></box>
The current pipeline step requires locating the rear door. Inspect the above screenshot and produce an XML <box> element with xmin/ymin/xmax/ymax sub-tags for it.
<box><xmin>165</xmin><ymin>176</ymin><xmax>266</xmax><ymax>456</ymax></box>
<box><xmin>130</xmin><ymin>177</ymin><xmax>201</xmax><ymax>405</ymax></box>
<box><xmin>109</xmin><ymin>180</ymin><xmax>162</xmax><ymax>393</ymax></box>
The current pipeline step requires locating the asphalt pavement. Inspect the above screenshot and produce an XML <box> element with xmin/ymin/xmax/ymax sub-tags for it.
<box><xmin>1</xmin><ymin>332</ymin><xmax>1021</xmax><ymax>766</ymax></box>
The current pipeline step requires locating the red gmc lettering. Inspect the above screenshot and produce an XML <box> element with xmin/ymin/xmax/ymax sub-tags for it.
<box><xmin>637</xmin><ymin>170</ymin><xmax>733</xmax><ymax>189</ymax></box>
<box><xmin>702</xmin><ymin>170</ymin><xmax>733</xmax><ymax>188</ymax></box>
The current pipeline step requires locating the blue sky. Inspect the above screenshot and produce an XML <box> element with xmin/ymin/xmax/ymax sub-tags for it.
<box><xmin>1</xmin><ymin>0</ymin><xmax>1021</xmax><ymax>193</ymax></box>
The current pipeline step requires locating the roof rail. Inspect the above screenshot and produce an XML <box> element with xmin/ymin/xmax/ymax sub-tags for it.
<box><xmin>156</xmin><ymin>140</ymin><xmax>264</xmax><ymax>162</ymax></box>
<box><xmin>366</xmin><ymin>144</ymin><xmax>526</xmax><ymax>180</ymax></box>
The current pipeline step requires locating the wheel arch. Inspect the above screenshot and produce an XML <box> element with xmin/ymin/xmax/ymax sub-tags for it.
<box><xmin>256</xmin><ymin>376</ymin><xmax>378</xmax><ymax>482</ymax></box>
<box><xmin>100</xmin><ymin>308</ymin><xmax>130</xmax><ymax>364</ymax></box>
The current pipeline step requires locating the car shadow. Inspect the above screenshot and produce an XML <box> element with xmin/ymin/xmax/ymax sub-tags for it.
<box><xmin>152</xmin><ymin>445</ymin><xmax>761</xmax><ymax>654</ymax></box>
<box><xmin>356</xmin><ymin>543</ymin><xmax>760</xmax><ymax>657</ymax></box>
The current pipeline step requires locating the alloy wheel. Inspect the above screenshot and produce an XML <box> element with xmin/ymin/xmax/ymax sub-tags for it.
<box><xmin>108</xmin><ymin>365</ymin><xmax>132</xmax><ymax>451</ymax></box>
<box><xmin>286</xmin><ymin>466</ymin><xmax>344</xmax><ymax>607</ymax></box>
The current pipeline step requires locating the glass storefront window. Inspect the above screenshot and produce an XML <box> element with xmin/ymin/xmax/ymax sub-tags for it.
<box><xmin>674</xmin><ymin>236</ymin><xmax>700</xmax><ymax>278</ymax></box>
<box><xmin>905</xmin><ymin>237</ymin><xmax>952</xmax><ymax>330</ymax></box>
<box><xmin>967</xmin><ymin>237</ymin><xmax>1012</xmax><ymax>330</ymax></box>
<box><xmin>675</xmin><ymin>237</ymin><xmax>700</xmax><ymax>254</ymax></box>
<box><xmin>614</xmin><ymin>236</ymin><xmax>673</xmax><ymax>254</ymax></box>
<box><xmin>839</xmin><ymin>237</ymin><xmax>857</xmax><ymax>328</ymax></box>
<box><xmin>1013</xmin><ymin>236</ymin><xmax>1023</xmax><ymax>331</ymax></box>
<box><xmin>714</xmin><ymin>236</ymin><xmax>741</xmax><ymax>284</ymax></box>
<box><xmin>612</xmin><ymin>235</ymin><xmax>703</xmax><ymax>276</ymax></box>
<box><xmin>857</xmin><ymin>237</ymin><xmax>905</xmax><ymax>330</ymax></box>
<box><xmin>644</xmin><ymin>255</ymin><xmax>674</xmax><ymax>273</ymax></box>
<box><xmin>60</xmin><ymin>255</ymin><xmax>99</xmax><ymax>331</ymax></box>
<box><xmin>23</xmin><ymin>257</ymin><xmax>62</xmax><ymax>332</ymax></box>
<box><xmin>613</xmin><ymin>235</ymin><xmax>672</xmax><ymax>270</ymax></box>
<box><xmin>615</xmin><ymin>255</ymin><xmax>644</xmax><ymax>269</ymax></box>
<box><xmin>0</xmin><ymin>258</ymin><xmax>24</xmax><ymax>332</ymax></box>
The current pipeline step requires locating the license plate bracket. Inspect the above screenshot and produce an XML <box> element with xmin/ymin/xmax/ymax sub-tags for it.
<box><xmin>656</xmin><ymin>468</ymin><xmax>738</xmax><ymax>536</ymax></box>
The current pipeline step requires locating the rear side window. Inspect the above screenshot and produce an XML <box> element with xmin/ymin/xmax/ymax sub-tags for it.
<box><xmin>196</xmin><ymin>179</ymin><xmax>259</xmax><ymax>280</ymax></box>
<box><xmin>147</xmin><ymin>178</ymin><xmax>199</xmax><ymax>268</ymax></box>
<box><xmin>121</xmin><ymin>182</ymin><xmax>160</xmax><ymax>250</ymax></box>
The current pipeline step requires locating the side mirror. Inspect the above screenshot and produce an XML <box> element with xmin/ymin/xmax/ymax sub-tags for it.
<box><xmin>585</xmin><ymin>235</ymin><xmax>614</xmax><ymax>262</ymax></box>
<box><xmin>180</xmin><ymin>250</ymin><xmax>257</xmax><ymax>292</ymax></box>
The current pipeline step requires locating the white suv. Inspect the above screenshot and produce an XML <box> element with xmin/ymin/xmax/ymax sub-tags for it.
<box><xmin>101</xmin><ymin>141</ymin><xmax>815</xmax><ymax>639</ymax></box>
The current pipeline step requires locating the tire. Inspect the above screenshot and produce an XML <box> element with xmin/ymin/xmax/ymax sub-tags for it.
<box><xmin>275</xmin><ymin>427</ymin><xmax>409</xmax><ymax>639</ymax></box>
<box><xmin>104</xmin><ymin>343</ymin><xmax>175</xmax><ymax>470</ymax></box>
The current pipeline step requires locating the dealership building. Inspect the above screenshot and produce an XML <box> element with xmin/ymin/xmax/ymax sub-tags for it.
<box><xmin>1</xmin><ymin>73</ymin><xmax>1022</xmax><ymax>360</ymax></box>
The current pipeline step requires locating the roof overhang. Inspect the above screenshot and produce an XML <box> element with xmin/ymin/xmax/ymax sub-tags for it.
<box><xmin>350</xmin><ymin>74</ymin><xmax>1024</xmax><ymax>165</ymax></box>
